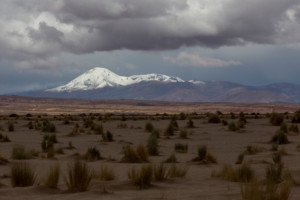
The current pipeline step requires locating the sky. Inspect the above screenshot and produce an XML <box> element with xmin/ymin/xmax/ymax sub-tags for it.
<box><xmin>0</xmin><ymin>0</ymin><xmax>300</xmax><ymax>94</ymax></box>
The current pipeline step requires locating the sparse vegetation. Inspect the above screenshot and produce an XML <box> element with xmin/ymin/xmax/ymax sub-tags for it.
<box><xmin>145</xmin><ymin>122</ymin><xmax>154</xmax><ymax>132</ymax></box>
<box><xmin>208</xmin><ymin>114</ymin><xmax>221</xmax><ymax>123</ymax></box>
<box><xmin>164</xmin><ymin>154</ymin><xmax>177</xmax><ymax>163</ymax></box>
<box><xmin>193</xmin><ymin>145</ymin><xmax>217</xmax><ymax>164</ymax></box>
<box><xmin>102</xmin><ymin>130</ymin><xmax>114</xmax><ymax>142</ymax></box>
<box><xmin>167</xmin><ymin>164</ymin><xmax>188</xmax><ymax>178</ymax></box>
<box><xmin>11</xmin><ymin>145</ymin><xmax>31</xmax><ymax>160</ymax></box>
<box><xmin>85</xmin><ymin>147</ymin><xmax>101</xmax><ymax>161</ymax></box>
<box><xmin>96</xmin><ymin>165</ymin><xmax>116</xmax><ymax>181</ymax></box>
<box><xmin>179</xmin><ymin>129</ymin><xmax>188</xmax><ymax>139</ymax></box>
<box><xmin>128</xmin><ymin>165</ymin><xmax>153</xmax><ymax>189</ymax></box>
<box><xmin>153</xmin><ymin>163</ymin><xmax>168</xmax><ymax>181</ymax></box>
<box><xmin>65</xmin><ymin>159</ymin><xmax>93</xmax><ymax>192</ymax></box>
<box><xmin>11</xmin><ymin>162</ymin><xmax>36</xmax><ymax>187</ymax></box>
<box><xmin>270</xmin><ymin>112</ymin><xmax>284</xmax><ymax>126</ymax></box>
<box><xmin>121</xmin><ymin>144</ymin><xmax>149</xmax><ymax>163</ymax></box>
<box><xmin>270</xmin><ymin>131</ymin><xmax>289</xmax><ymax>145</ymax></box>
<box><xmin>44</xmin><ymin>163</ymin><xmax>60</xmax><ymax>188</ymax></box>
<box><xmin>147</xmin><ymin>134</ymin><xmax>158</xmax><ymax>156</ymax></box>
<box><xmin>174</xmin><ymin>143</ymin><xmax>188</xmax><ymax>153</ymax></box>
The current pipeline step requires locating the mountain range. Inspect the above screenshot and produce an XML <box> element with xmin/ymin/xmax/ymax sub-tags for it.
<box><xmin>16</xmin><ymin>67</ymin><xmax>300</xmax><ymax>104</ymax></box>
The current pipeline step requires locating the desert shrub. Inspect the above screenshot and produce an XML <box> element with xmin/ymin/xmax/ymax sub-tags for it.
<box><xmin>240</xmin><ymin>181</ymin><xmax>292</xmax><ymax>200</ymax></box>
<box><xmin>128</xmin><ymin>165</ymin><xmax>153</xmax><ymax>189</ymax></box>
<box><xmin>164</xmin><ymin>123</ymin><xmax>174</xmax><ymax>137</ymax></box>
<box><xmin>179</xmin><ymin>112</ymin><xmax>186</xmax><ymax>120</ymax></box>
<box><xmin>121</xmin><ymin>144</ymin><xmax>149</xmax><ymax>163</ymax></box>
<box><xmin>179</xmin><ymin>129</ymin><xmax>188</xmax><ymax>139</ymax></box>
<box><xmin>41</xmin><ymin>134</ymin><xmax>57</xmax><ymax>152</ymax></box>
<box><xmin>212</xmin><ymin>163</ymin><xmax>254</xmax><ymax>183</ymax></box>
<box><xmin>97</xmin><ymin>165</ymin><xmax>115</xmax><ymax>181</ymax></box>
<box><xmin>280</xmin><ymin>122</ymin><xmax>288</xmax><ymax>133</ymax></box>
<box><xmin>270</xmin><ymin>113</ymin><xmax>284</xmax><ymax>126</ymax></box>
<box><xmin>8</xmin><ymin>121</ymin><xmax>15</xmax><ymax>132</ymax></box>
<box><xmin>153</xmin><ymin>163</ymin><xmax>168</xmax><ymax>181</ymax></box>
<box><xmin>93</xmin><ymin>124</ymin><xmax>104</xmax><ymax>135</ymax></box>
<box><xmin>244</xmin><ymin>145</ymin><xmax>264</xmax><ymax>155</ymax></box>
<box><xmin>83</xmin><ymin>118</ymin><xmax>94</xmax><ymax>129</ymax></box>
<box><xmin>102</xmin><ymin>130</ymin><xmax>114</xmax><ymax>142</ymax></box>
<box><xmin>45</xmin><ymin>163</ymin><xmax>60</xmax><ymax>188</ymax></box>
<box><xmin>174</xmin><ymin>143</ymin><xmax>188</xmax><ymax>153</ymax></box>
<box><xmin>291</xmin><ymin>110</ymin><xmax>300</xmax><ymax>123</ymax></box>
<box><xmin>222</xmin><ymin>119</ymin><xmax>228</xmax><ymax>126</ymax></box>
<box><xmin>28</xmin><ymin>121</ymin><xmax>34</xmax><ymax>129</ymax></box>
<box><xmin>68</xmin><ymin>124</ymin><xmax>80</xmax><ymax>136</ymax></box>
<box><xmin>235</xmin><ymin>153</ymin><xmax>244</xmax><ymax>164</ymax></box>
<box><xmin>167</xmin><ymin>164</ymin><xmax>188</xmax><ymax>178</ymax></box>
<box><xmin>65</xmin><ymin>159</ymin><xmax>93</xmax><ymax>192</ymax></box>
<box><xmin>270</xmin><ymin>131</ymin><xmax>289</xmax><ymax>145</ymax></box>
<box><xmin>164</xmin><ymin>154</ymin><xmax>177</xmax><ymax>163</ymax></box>
<box><xmin>11</xmin><ymin>145</ymin><xmax>31</xmax><ymax>160</ymax></box>
<box><xmin>85</xmin><ymin>147</ymin><xmax>101</xmax><ymax>161</ymax></box>
<box><xmin>145</xmin><ymin>122</ymin><xmax>154</xmax><ymax>132</ymax></box>
<box><xmin>228</xmin><ymin>122</ymin><xmax>239</xmax><ymax>131</ymax></box>
<box><xmin>186</xmin><ymin>117</ymin><xmax>194</xmax><ymax>128</ymax></box>
<box><xmin>151</xmin><ymin>129</ymin><xmax>160</xmax><ymax>138</ymax></box>
<box><xmin>208</xmin><ymin>114</ymin><xmax>221</xmax><ymax>123</ymax></box>
<box><xmin>197</xmin><ymin>145</ymin><xmax>207</xmax><ymax>161</ymax></box>
<box><xmin>11</xmin><ymin>162</ymin><xmax>36</xmax><ymax>187</ymax></box>
<box><xmin>238</xmin><ymin>112</ymin><xmax>247</xmax><ymax>124</ymax></box>
<box><xmin>147</xmin><ymin>134</ymin><xmax>158</xmax><ymax>156</ymax></box>
<box><xmin>42</xmin><ymin>122</ymin><xmax>56</xmax><ymax>132</ymax></box>
<box><xmin>289</xmin><ymin>124</ymin><xmax>299</xmax><ymax>133</ymax></box>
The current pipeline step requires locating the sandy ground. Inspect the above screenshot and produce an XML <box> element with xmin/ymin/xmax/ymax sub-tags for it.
<box><xmin>0</xmin><ymin>112</ymin><xmax>300</xmax><ymax>199</ymax></box>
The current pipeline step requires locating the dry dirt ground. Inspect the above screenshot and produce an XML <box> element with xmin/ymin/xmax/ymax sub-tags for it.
<box><xmin>0</xmin><ymin>111</ymin><xmax>300</xmax><ymax>200</ymax></box>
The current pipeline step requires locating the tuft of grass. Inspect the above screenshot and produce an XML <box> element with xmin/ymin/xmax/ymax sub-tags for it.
<box><xmin>244</xmin><ymin>145</ymin><xmax>264</xmax><ymax>155</ymax></box>
<box><xmin>212</xmin><ymin>163</ymin><xmax>255</xmax><ymax>183</ymax></box>
<box><xmin>186</xmin><ymin>118</ymin><xmax>194</xmax><ymax>128</ymax></box>
<box><xmin>147</xmin><ymin>134</ymin><xmax>158</xmax><ymax>156</ymax></box>
<box><xmin>11</xmin><ymin>162</ymin><xmax>36</xmax><ymax>187</ymax></box>
<box><xmin>11</xmin><ymin>145</ymin><xmax>31</xmax><ymax>160</ymax></box>
<box><xmin>270</xmin><ymin>131</ymin><xmax>289</xmax><ymax>145</ymax></box>
<box><xmin>102</xmin><ymin>130</ymin><xmax>114</xmax><ymax>142</ymax></box>
<box><xmin>64</xmin><ymin>159</ymin><xmax>93</xmax><ymax>192</ymax></box>
<box><xmin>96</xmin><ymin>165</ymin><xmax>115</xmax><ymax>181</ymax></box>
<box><xmin>128</xmin><ymin>165</ymin><xmax>153</xmax><ymax>189</ymax></box>
<box><xmin>193</xmin><ymin>145</ymin><xmax>217</xmax><ymax>164</ymax></box>
<box><xmin>174</xmin><ymin>143</ymin><xmax>188</xmax><ymax>153</ymax></box>
<box><xmin>93</xmin><ymin>124</ymin><xmax>104</xmax><ymax>135</ymax></box>
<box><xmin>228</xmin><ymin>122</ymin><xmax>239</xmax><ymax>131</ymax></box>
<box><xmin>153</xmin><ymin>163</ymin><xmax>168</xmax><ymax>181</ymax></box>
<box><xmin>85</xmin><ymin>147</ymin><xmax>101</xmax><ymax>161</ymax></box>
<box><xmin>164</xmin><ymin>154</ymin><xmax>177</xmax><ymax>163</ymax></box>
<box><xmin>179</xmin><ymin>129</ymin><xmax>188</xmax><ymax>139</ymax></box>
<box><xmin>235</xmin><ymin>153</ymin><xmax>244</xmax><ymax>164</ymax></box>
<box><xmin>270</xmin><ymin>112</ymin><xmax>284</xmax><ymax>126</ymax></box>
<box><xmin>145</xmin><ymin>122</ymin><xmax>154</xmax><ymax>132</ymax></box>
<box><xmin>167</xmin><ymin>164</ymin><xmax>188</xmax><ymax>178</ymax></box>
<box><xmin>42</xmin><ymin>122</ymin><xmax>56</xmax><ymax>132</ymax></box>
<box><xmin>45</xmin><ymin>163</ymin><xmax>60</xmax><ymax>188</ymax></box>
<box><xmin>121</xmin><ymin>144</ymin><xmax>149</xmax><ymax>163</ymax></box>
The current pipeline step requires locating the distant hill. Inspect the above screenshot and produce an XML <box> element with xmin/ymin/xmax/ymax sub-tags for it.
<box><xmin>15</xmin><ymin>67</ymin><xmax>300</xmax><ymax>104</ymax></box>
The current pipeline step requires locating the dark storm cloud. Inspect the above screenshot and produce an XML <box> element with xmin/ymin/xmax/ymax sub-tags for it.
<box><xmin>1</xmin><ymin>0</ymin><xmax>300</xmax><ymax>69</ymax></box>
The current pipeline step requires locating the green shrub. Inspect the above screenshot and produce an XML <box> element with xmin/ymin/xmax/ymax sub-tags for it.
<box><xmin>85</xmin><ymin>147</ymin><xmax>101</xmax><ymax>161</ymax></box>
<box><xmin>128</xmin><ymin>165</ymin><xmax>153</xmax><ymax>189</ymax></box>
<box><xmin>145</xmin><ymin>122</ymin><xmax>154</xmax><ymax>132</ymax></box>
<box><xmin>270</xmin><ymin>113</ymin><xmax>284</xmax><ymax>126</ymax></box>
<box><xmin>147</xmin><ymin>134</ymin><xmax>158</xmax><ymax>156</ymax></box>
<box><xmin>11</xmin><ymin>162</ymin><xmax>36</xmax><ymax>187</ymax></box>
<box><xmin>64</xmin><ymin>159</ymin><xmax>93</xmax><ymax>192</ymax></box>
<box><xmin>174</xmin><ymin>143</ymin><xmax>188</xmax><ymax>153</ymax></box>
<box><xmin>11</xmin><ymin>145</ymin><xmax>31</xmax><ymax>160</ymax></box>
<box><xmin>167</xmin><ymin>164</ymin><xmax>188</xmax><ymax>178</ymax></box>
<box><xmin>45</xmin><ymin>163</ymin><xmax>60</xmax><ymax>188</ymax></box>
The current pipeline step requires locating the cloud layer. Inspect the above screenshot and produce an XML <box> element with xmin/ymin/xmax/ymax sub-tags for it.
<box><xmin>1</xmin><ymin>0</ymin><xmax>300</xmax><ymax>68</ymax></box>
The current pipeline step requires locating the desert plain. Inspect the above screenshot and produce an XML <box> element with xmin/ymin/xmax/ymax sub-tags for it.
<box><xmin>0</xmin><ymin>96</ymin><xmax>300</xmax><ymax>200</ymax></box>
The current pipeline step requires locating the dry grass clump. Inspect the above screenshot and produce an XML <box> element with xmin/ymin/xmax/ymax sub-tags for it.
<box><xmin>174</xmin><ymin>143</ymin><xmax>188</xmax><ymax>153</ymax></box>
<box><xmin>44</xmin><ymin>163</ymin><xmax>60</xmax><ymax>188</ymax></box>
<box><xmin>179</xmin><ymin>129</ymin><xmax>188</xmax><ymax>139</ymax></box>
<box><xmin>164</xmin><ymin>154</ymin><xmax>177</xmax><ymax>163</ymax></box>
<box><xmin>11</xmin><ymin>162</ymin><xmax>36</xmax><ymax>187</ymax></box>
<box><xmin>153</xmin><ymin>163</ymin><xmax>168</xmax><ymax>181</ymax></box>
<box><xmin>85</xmin><ymin>147</ymin><xmax>101</xmax><ymax>161</ymax></box>
<box><xmin>0</xmin><ymin>133</ymin><xmax>10</xmax><ymax>142</ymax></box>
<box><xmin>11</xmin><ymin>145</ymin><xmax>31</xmax><ymax>160</ymax></box>
<box><xmin>167</xmin><ymin>164</ymin><xmax>188</xmax><ymax>178</ymax></box>
<box><xmin>192</xmin><ymin>145</ymin><xmax>217</xmax><ymax>164</ymax></box>
<box><xmin>102</xmin><ymin>130</ymin><xmax>114</xmax><ymax>142</ymax></box>
<box><xmin>269</xmin><ymin>112</ymin><xmax>284</xmax><ymax>126</ymax></box>
<box><xmin>208</xmin><ymin>114</ymin><xmax>221</xmax><ymax>123</ymax></box>
<box><xmin>235</xmin><ymin>153</ymin><xmax>244</xmax><ymax>164</ymax></box>
<box><xmin>147</xmin><ymin>134</ymin><xmax>158</xmax><ymax>156</ymax></box>
<box><xmin>128</xmin><ymin>165</ymin><xmax>153</xmax><ymax>189</ymax></box>
<box><xmin>244</xmin><ymin>145</ymin><xmax>264</xmax><ymax>155</ymax></box>
<box><xmin>212</xmin><ymin>163</ymin><xmax>255</xmax><ymax>183</ymax></box>
<box><xmin>145</xmin><ymin>122</ymin><xmax>154</xmax><ymax>132</ymax></box>
<box><xmin>121</xmin><ymin>144</ymin><xmax>149</xmax><ymax>163</ymax></box>
<box><xmin>270</xmin><ymin>131</ymin><xmax>289</xmax><ymax>145</ymax></box>
<box><xmin>64</xmin><ymin>159</ymin><xmax>93</xmax><ymax>192</ymax></box>
<box><xmin>96</xmin><ymin>165</ymin><xmax>116</xmax><ymax>181</ymax></box>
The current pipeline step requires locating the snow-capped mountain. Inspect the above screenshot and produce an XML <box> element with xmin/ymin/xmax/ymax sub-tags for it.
<box><xmin>48</xmin><ymin>67</ymin><xmax>184</xmax><ymax>92</ymax></box>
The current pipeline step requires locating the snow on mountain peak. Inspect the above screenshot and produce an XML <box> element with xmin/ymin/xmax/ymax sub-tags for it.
<box><xmin>48</xmin><ymin>67</ymin><xmax>185</xmax><ymax>92</ymax></box>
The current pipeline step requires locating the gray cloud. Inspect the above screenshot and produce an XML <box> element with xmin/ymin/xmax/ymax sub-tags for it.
<box><xmin>164</xmin><ymin>52</ymin><xmax>241</xmax><ymax>68</ymax></box>
<box><xmin>1</xmin><ymin>0</ymin><xmax>300</xmax><ymax>69</ymax></box>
